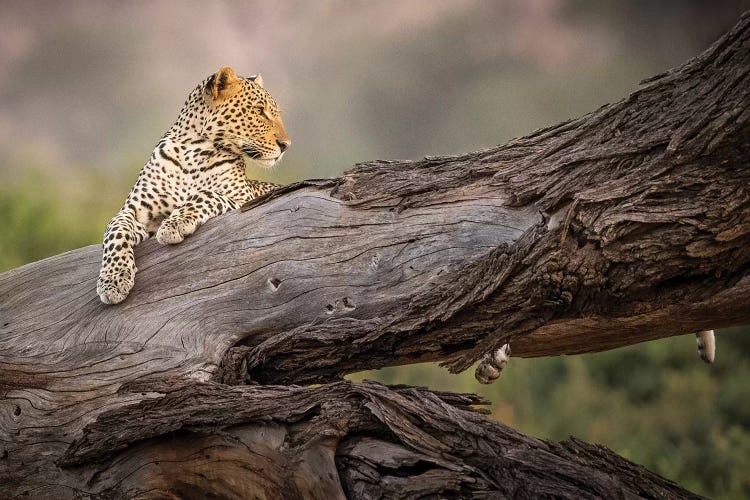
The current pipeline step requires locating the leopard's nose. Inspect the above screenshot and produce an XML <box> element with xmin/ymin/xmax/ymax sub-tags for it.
<box><xmin>277</xmin><ymin>139</ymin><xmax>290</xmax><ymax>153</ymax></box>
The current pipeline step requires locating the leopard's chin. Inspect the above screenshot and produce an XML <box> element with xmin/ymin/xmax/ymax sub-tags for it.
<box><xmin>241</xmin><ymin>154</ymin><xmax>280</xmax><ymax>170</ymax></box>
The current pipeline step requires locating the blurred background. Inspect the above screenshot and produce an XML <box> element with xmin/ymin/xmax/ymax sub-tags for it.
<box><xmin>1</xmin><ymin>0</ymin><xmax>749</xmax><ymax>497</ymax></box>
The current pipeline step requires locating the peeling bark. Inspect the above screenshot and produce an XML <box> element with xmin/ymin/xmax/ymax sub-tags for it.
<box><xmin>1</xmin><ymin>11</ymin><xmax>749</xmax><ymax>499</ymax></box>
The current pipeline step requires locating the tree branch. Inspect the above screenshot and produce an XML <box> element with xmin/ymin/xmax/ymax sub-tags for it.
<box><xmin>51</xmin><ymin>380</ymin><xmax>698</xmax><ymax>499</ymax></box>
<box><xmin>1</xmin><ymin>10</ymin><xmax>749</xmax><ymax>499</ymax></box>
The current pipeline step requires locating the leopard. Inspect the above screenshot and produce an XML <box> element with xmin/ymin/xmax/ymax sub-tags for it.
<box><xmin>97</xmin><ymin>66</ymin><xmax>289</xmax><ymax>305</ymax></box>
<box><xmin>96</xmin><ymin>66</ymin><xmax>716</xmax><ymax>384</ymax></box>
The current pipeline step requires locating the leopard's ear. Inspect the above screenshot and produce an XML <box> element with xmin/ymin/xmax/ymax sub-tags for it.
<box><xmin>248</xmin><ymin>73</ymin><xmax>264</xmax><ymax>88</ymax></box>
<box><xmin>208</xmin><ymin>66</ymin><xmax>242</xmax><ymax>101</ymax></box>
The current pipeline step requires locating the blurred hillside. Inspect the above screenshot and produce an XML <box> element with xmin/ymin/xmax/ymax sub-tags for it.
<box><xmin>1</xmin><ymin>1</ymin><xmax>749</xmax><ymax>497</ymax></box>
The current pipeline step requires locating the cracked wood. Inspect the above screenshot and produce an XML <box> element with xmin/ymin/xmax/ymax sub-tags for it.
<box><xmin>1</xmin><ymin>10</ymin><xmax>749</xmax><ymax>500</ymax></box>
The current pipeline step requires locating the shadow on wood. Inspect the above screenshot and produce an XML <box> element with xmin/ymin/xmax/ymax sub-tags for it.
<box><xmin>2</xmin><ymin>10</ymin><xmax>750</xmax><ymax>499</ymax></box>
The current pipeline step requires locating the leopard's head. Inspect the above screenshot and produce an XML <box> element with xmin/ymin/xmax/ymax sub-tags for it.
<box><xmin>202</xmin><ymin>66</ymin><xmax>290</xmax><ymax>168</ymax></box>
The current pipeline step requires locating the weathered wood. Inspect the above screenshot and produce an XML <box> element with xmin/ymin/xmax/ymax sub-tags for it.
<box><xmin>1</xmin><ymin>10</ymin><xmax>749</xmax><ymax>499</ymax></box>
<box><xmin>58</xmin><ymin>380</ymin><xmax>700</xmax><ymax>499</ymax></box>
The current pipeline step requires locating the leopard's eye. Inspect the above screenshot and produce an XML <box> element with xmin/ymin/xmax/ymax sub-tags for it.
<box><xmin>260</xmin><ymin>108</ymin><xmax>271</xmax><ymax>120</ymax></box>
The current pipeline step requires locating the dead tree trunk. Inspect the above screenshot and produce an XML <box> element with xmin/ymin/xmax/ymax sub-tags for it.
<box><xmin>2</xmin><ymin>11</ymin><xmax>749</xmax><ymax>500</ymax></box>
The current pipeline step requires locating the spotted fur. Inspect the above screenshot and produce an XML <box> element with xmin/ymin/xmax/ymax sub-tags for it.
<box><xmin>97</xmin><ymin>66</ymin><xmax>290</xmax><ymax>304</ymax></box>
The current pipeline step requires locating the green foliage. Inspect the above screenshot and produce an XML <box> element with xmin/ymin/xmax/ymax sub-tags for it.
<box><xmin>0</xmin><ymin>162</ymin><xmax>133</xmax><ymax>272</ymax></box>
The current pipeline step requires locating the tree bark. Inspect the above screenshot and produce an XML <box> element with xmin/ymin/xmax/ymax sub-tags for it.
<box><xmin>2</xmin><ymin>11</ymin><xmax>749</xmax><ymax>500</ymax></box>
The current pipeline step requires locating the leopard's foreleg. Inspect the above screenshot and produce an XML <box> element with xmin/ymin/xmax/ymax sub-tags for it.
<box><xmin>97</xmin><ymin>209</ymin><xmax>148</xmax><ymax>304</ymax></box>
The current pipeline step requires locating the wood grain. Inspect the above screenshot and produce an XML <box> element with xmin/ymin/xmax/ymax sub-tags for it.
<box><xmin>2</xmin><ymin>11</ymin><xmax>749</xmax><ymax>499</ymax></box>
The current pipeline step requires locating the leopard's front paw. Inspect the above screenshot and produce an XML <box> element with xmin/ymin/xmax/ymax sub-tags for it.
<box><xmin>156</xmin><ymin>217</ymin><xmax>198</xmax><ymax>245</ymax></box>
<box><xmin>475</xmin><ymin>344</ymin><xmax>511</xmax><ymax>384</ymax></box>
<box><xmin>97</xmin><ymin>267</ymin><xmax>135</xmax><ymax>305</ymax></box>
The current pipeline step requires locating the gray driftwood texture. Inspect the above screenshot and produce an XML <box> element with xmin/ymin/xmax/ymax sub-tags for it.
<box><xmin>2</xmin><ymin>11</ymin><xmax>749</xmax><ymax>499</ymax></box>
